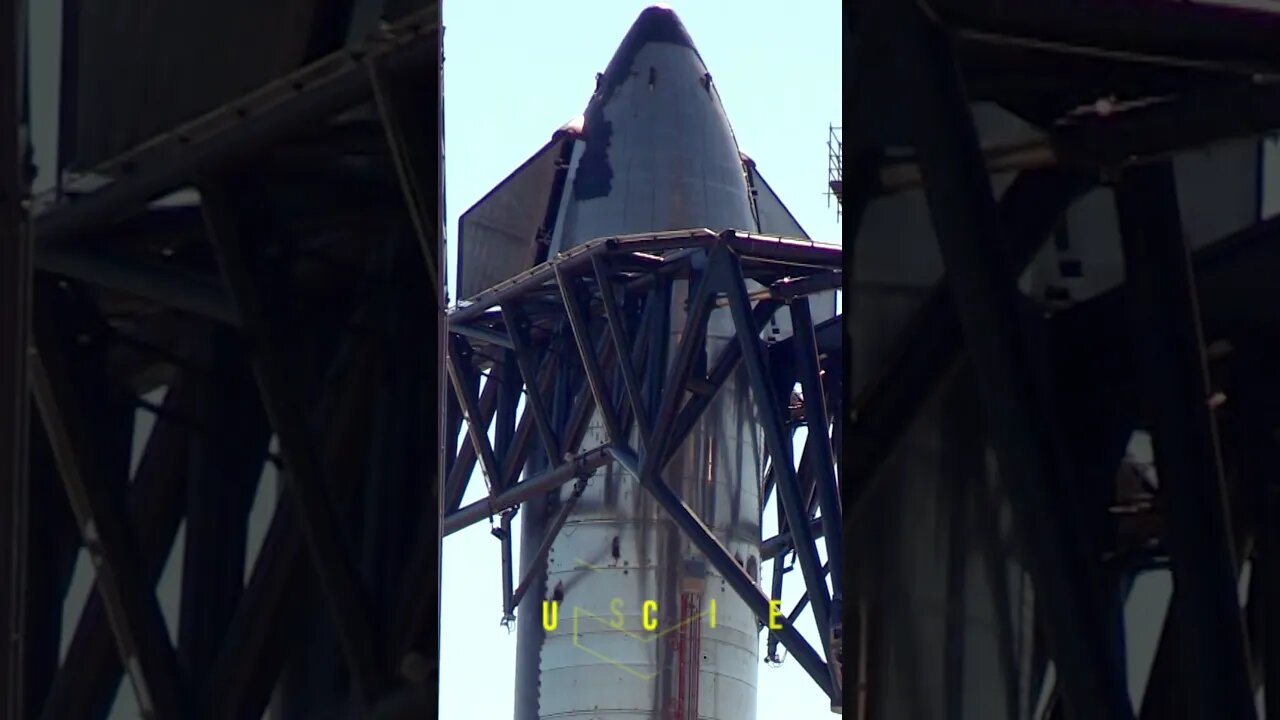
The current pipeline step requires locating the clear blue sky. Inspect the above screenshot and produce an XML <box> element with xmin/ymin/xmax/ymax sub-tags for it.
<box><xmin>440</xmin><ymin>2</ymin><xmax>842</xmax><ymax>718</ymax></box>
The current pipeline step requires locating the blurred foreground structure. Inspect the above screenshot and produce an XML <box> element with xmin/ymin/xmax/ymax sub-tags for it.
<box><xmin>2</xmin><ymin>2</ymin><xmax>445</xmax><ymax>718</ymax></box>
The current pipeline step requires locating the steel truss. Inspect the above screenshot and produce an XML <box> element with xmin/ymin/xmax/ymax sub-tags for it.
<box><xmin>3</xmin><ymin>6</ymin><xmax>445</xmax><ymax>720</ymax></box>
<box><xmin>847</xmin><ymin>0</ymin><xmax>1280</xmax><ymax>718</ymax></box>
<box><xmin>442</xmin><ymin>229</ymin><xmax>844</xmax><ymax>703</ymax></box>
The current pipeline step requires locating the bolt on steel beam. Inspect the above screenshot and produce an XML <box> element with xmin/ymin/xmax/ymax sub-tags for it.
<box><xmin>1116</xmin><ymin>161</ymin><xmax>1256</xmax><ymax>720</ymax></box>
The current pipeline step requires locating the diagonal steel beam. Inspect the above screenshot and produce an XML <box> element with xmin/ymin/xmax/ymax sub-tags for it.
<box><xmin>29</xmin><ymin>345</ymin><xmax>186</xmax><ymax>720</ymax></box>
<box><xmin>592</xmin><ymin>256</ymin><xmax>651</xmax><ymax>447</ymax></box>
<box><xmin>845</xmin><ymin>169</ymin><xmax>1092</xmax><ymax>514</ymax></box>
<box><xmin>367</xmin><ymin>53</ymin><xmax>442</xmax><ymax>296</ymax></box>
<box><xmin>1117</xmin><ymin>161</ymin><xmax>1255</xmax><ymax>719</ymax></box>
<box><xmin>609</xmin><ymin>445</ymin><xmax>833</xmax><ymax>698</ymax></box>
<box><xmin>642</xmin><ymin>259</ymin><xmax>720</xmax><ymax>482</ymax></box>
<box><xmin>200</xmin><ymin>182</ymin><xmax>383</xmax><ymax>703</ymax></box>
<box><xmin>447</xmin><ymin>335</ymin><xmax>503</xmax><ymax>498</ymax></box>
<box><xmin>890</xmin><ymin>4</ymin><xmax>1132</xmax><ymax>716</ymax></box>
<box><xmin>203</xmin><ymin>343</ymin><xmax>377</xmax><ymax>720</ymax></box>
<box><xmin>670</xmin><ymin>298</ymin><xmax>784</xmax><ymax>446</ymax></box>
<box><xmin>444</xmin><ymin>366</ymin><xmax>499</xmax><ymax>512</ymax></box>
<box><xmin>556</xmin><ymin>270</ymin><xmax>623</xmax><ymax>444</ymax></box>
<box><xmin>178</xmin><ymin>331</ymin><xmax>272</xmax><ymax>687</ymax></box>
<box><xmin>791</xmin><ymin>297</ymin><xmax>843</xmax><ymax>609</ymax></box>
<box><xmin>510</xmin><ymin>477</ymin><xmax>588</xmax><ymax>612</ymax></box>
<box><xmin>39</xmin><ymin>379</ymin><xmax>194</xmax><ymax>720</ymax></box>
<box><xmin>501</xmin><ymin>304</ymin><xmax>559</xmax><ymax>465</ymax></box>
<box><xmin>722</xmin><ymin>251</ymin><xmax>834</xmax><ymax>670</ymax></box>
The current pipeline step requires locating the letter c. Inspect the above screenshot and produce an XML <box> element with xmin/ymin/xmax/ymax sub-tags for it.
<box><xmin>643</xmin><ymin>600</ymin><xmax>658</xmax><ymax>631</ymax></box>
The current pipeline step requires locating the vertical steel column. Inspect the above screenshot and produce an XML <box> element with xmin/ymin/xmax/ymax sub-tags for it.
<box><xmin>1116</xmin><ymin>161</ymin><xmax>1256</xmax><ymax>720</ymax></box>
<box><xmin>893</xmin><ymin>4</ymin><xmax>1132</xmax><ymax>718</ymax></box>
<box><xmin>0</xmin><ymin>2</ymin><xmax>29</xmax><ymax>717</ymax></box>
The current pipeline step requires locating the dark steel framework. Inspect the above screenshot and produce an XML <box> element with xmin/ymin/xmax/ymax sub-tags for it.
<box><xmin>442</xmin><ymin>229</ymin><xmax>844</xmax><ymax>705</ymax></box>
<box><xmin>846</xmin><ymin>0</ymin><xmax>1280</xmax><ymax>718</ymax></box>
<box><xmin>2</xmin><ymin>5</ymin><xmax>445</xmax><ymax>720</ymax></box>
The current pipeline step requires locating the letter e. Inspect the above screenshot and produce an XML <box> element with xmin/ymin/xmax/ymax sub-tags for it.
<box><xmin>768</xmin><ymin>599</ymin><xmax>783</xmax><ymax>630</ymax></box>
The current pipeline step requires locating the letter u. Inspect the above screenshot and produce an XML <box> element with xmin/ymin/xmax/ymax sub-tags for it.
<box><xmin>543</xmin><ymin>600</ymin><xmax>559</xmax><ymax>631</ymax></box>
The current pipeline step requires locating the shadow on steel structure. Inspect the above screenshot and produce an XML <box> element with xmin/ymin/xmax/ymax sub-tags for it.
<box><xmin>846</xmin><ymin>0</ymin><xmax>1280</xmax><ymax>718</ymax></box>
<box><xmin>3</xmin><ymin>3</ymin><xmax>444</xmax><ymax>720</ymax></box>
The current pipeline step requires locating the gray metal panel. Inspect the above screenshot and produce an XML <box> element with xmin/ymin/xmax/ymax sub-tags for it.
<box><xmin>747</xmin><ymin>162</ymin><xmax>809</xmax><ymax>239</ymax></box>
<box><xmin>457</xmin><ymin>136</ymin><xmax>568</xmax><ymax>299</ymax></box>
<box><xmin>67</xmin><ymin>0</ymin><xmax>333</xmax><ymax>168</ymax></box>
<box><xmin>1021</xmin><ymin>138</ymin><xmax>1263</xmax><ymax>305</ymax></box>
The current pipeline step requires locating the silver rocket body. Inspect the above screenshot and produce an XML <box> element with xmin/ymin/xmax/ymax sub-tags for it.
<box><xmin>453</xmin><ymin>6</ymin><xmax>832</xmax><ymax>718</ymax></box>
<box><xmin>537</xmin><ymin>9</ymin><xmax>761</xmax><ymax>719</ymax></box>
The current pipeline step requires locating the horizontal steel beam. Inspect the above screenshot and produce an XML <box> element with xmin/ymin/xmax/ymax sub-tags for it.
<box><xmin>35</xmin><ymin>247</ymin><xmax>238</xmax><ymax>325</ymax></box>
<box><xmin>443</xmin><ymin>445</ymin><xmax>613</xmax><ymax>535</ymax></box>
<box><xmin>34</xmin><ymin>7</ymin><xmax>439</xmax><ymax>246</ymax></box>
<box><xmin>922</xmin><ymin>0</ymin><xmax>1280</xmax><ymax>75</ymax></box>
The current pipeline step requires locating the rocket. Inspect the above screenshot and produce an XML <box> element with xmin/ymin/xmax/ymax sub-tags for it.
<box><xmin>455</xmin><ymin>6</ymin><xmax>835</xmax><ymax>718</ymax></box>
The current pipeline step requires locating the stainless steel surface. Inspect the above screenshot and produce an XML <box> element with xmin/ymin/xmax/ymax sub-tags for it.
<box><xmin>522</xmin><ymin>8</ymin><xmax>765</xmax><ymax>718</ymax></box>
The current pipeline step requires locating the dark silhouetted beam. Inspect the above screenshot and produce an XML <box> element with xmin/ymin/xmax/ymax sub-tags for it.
<box><xmin>39</xmin><ymin>379</ymin><xmax>193</xmax><ymax>720</ymax></box>
<box><xmin>203</xmin><ymin>344</ymin><xmax>377</xmax><ymax>720</ymax></box>
<box><xmin>1116</xmin><ymin>161</ymin><xmax>1255</xmax><ymax>719</ymax></box>
<box><xmin>178</xmin><ymin>331</ymin><xmax>271</xmax><ymax>686</ymax></box>
<box><xmin>923</xmin><ymin>0</ymin><xmax>1280</xmax><ymax>75</ymax></box>
<box><xmin>0</xmin><ymin>0</ymin><xmax>29</xmax><ymax>713</ymax></box>
<box><xmin>895</xmin><ymin>6</ymin><xmax>1132</xmax><ymax>717</ymax></box>
<box><xmin>201</xmin><ymin>183</ymin><xmax>382</xmax><ymax>702</ymax></box>
<box><xmin>29</xmin><ymin>346</ymin><xmax>186</xmax><ymax>720</ymax></box>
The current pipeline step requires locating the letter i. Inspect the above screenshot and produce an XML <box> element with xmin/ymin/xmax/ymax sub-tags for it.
<box><xmin>709</xmin><ymin>598</ymin><xmax>716</xmax><ymax>628</ymax></box>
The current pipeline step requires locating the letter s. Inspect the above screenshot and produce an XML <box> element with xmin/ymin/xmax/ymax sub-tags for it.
<box><xmin>611</xmin><ymin>598</ymin><xmax>625</xmax><ymax>629</ymax></box>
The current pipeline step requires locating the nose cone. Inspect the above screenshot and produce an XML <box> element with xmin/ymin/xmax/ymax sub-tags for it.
<box><xmin>600</xmin><ymin>5</ymin><xmax>700</xmax><ymax>93</ymax></box>
<box><xmin>557</xmin><ymin>4</ymin><xmax>754</xmax><ymax>248</ymax></box>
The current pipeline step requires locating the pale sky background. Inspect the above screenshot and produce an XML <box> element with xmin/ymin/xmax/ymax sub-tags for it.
<box><xmin>440</xmin><ymin>1</ymin><xmax>842</xmax><ymax>718</ymax></box>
